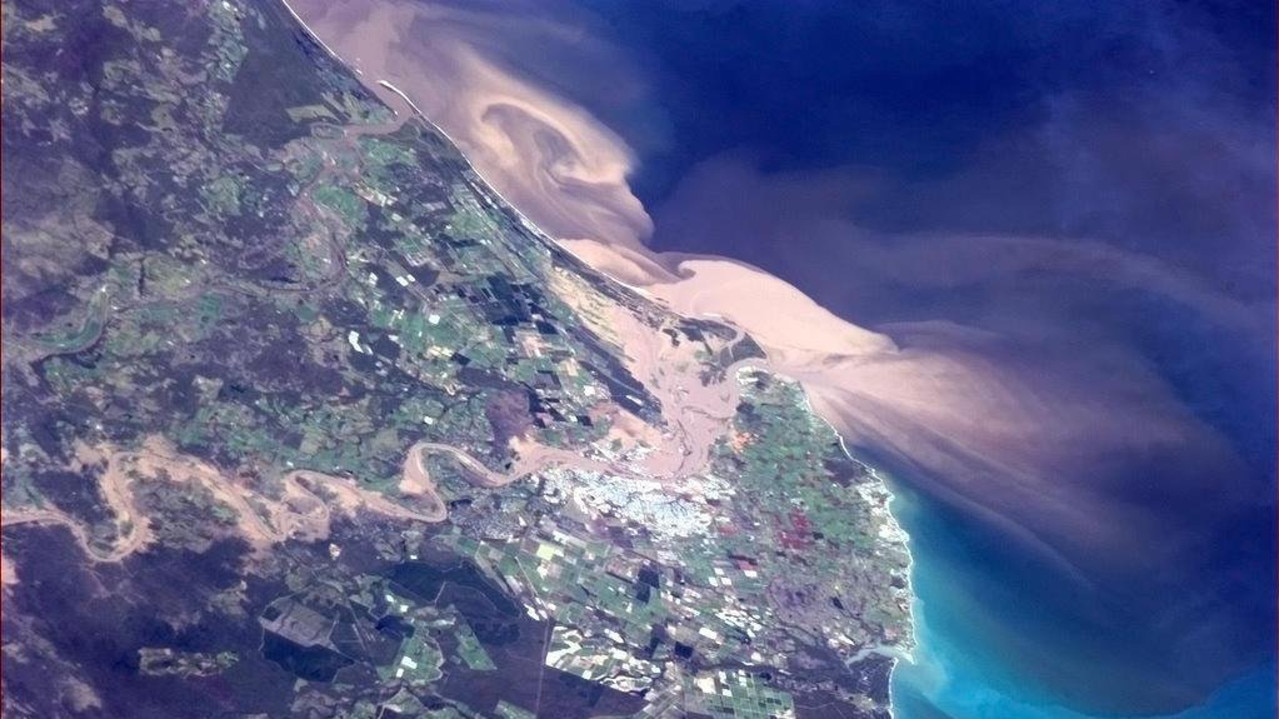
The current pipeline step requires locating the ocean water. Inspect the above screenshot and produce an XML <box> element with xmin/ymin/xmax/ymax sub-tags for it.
<box><xmin>387</xmin><ymin>0</ymin><xmax>1277</xmax><ymax>715</ymax></box>
<box><xmin>885</xmin><ymin>481</ymin><xmax>1276</xmax><ymax>719</ymax></box>
<box><xmin>527</xmin><ymin>2</ymin><xmax>1276</xmax><ymax>715</ymax></box>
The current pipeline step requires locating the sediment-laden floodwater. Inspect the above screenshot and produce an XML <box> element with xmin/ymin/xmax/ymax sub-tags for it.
<box><xmin>289</xmin><ymin>1</ymin><xmax>1277</xmax><ymax>716</ymax></box>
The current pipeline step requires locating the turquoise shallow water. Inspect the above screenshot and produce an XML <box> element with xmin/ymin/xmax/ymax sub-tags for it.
<box><xmin>365</xmin><ymin>1</ymin><xmax>1274</xmax><ymax>713</ymax></box>
<box><xmin>894</xmin><ymin>623</ymin><xmax>1275</xmax><ymax>719</ymax></box>
<box><xmin>894</xmin><ymin>607</ymin><xmax>1275</xmax><ymax>719</ymax></box>
<box><xmin>885</xmin><ymin>485</ymin><xmax>1277</xmax><ymax>719</ymax></box>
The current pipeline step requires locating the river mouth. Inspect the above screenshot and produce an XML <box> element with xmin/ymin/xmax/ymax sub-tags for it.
<box><xmin>281</xmin><ymin>2</ymin><xmax>1276</xmax><ymax>717</ymax></box>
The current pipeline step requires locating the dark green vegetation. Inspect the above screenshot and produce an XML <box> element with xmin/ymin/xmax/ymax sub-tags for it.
<box><xmin>1</xmin><ymin>1</ymin><xmax>910</xmax><ymax>717</ymax></box>
<box><xmin>434</xmin><ymin>371</ymin><xmax>910</xmax><ymax>719</ymax></box>
<box><xmin>2</xmin><ymin>0</ymin><xmax>655</xmax><ymax>497</ymax></box>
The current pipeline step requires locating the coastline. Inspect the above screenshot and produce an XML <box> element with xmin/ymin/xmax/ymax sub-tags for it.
<box><xmin>259</xmin><ymin>3</ymin><xmax>1279</xmax><ymax>717</ymax></box>
<box><xmin>280</xmin><ymin>0</ymin><xmax>923</xmax><ymax>710</ymax></box>
<box><xmin>281</xmin><ymin>0</ymin><xmax>920</xmax><ymax>706</ymax></box>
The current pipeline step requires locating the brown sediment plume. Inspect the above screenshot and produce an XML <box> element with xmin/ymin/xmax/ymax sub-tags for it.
<box><xmin>619</xmin><ymin>250</ymin><xmax>1249</xmax><ymax>584</ymax></box>
<box><xmin>288</xmin><ymin>0</ymin><xmax>1267</xmax><ymax>614</ymax></box>
<box><xmin>288</xmin><ymin>0</ymin><xmax>652</xmax><ymax>250</ymax></box>
<box><xmin>0</xmin><ymin>437</ymin><xmax>449</xmax><ymax>561</ymax></box>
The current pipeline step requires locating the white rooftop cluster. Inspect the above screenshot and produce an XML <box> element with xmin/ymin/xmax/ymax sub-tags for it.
<box><xmin>544</xmin><ymin>468</ymin><xmax>716</xmax><ymax>539</ymax></box>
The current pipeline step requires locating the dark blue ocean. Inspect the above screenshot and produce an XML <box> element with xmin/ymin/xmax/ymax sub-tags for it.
<box><xmin>468</xmin><ymin>0</ymin><xmax>1277</xmax><ymax>716</ymax></box>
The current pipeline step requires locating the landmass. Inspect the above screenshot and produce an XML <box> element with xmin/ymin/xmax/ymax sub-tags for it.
<box><xmin>1</xmin><ymin>1</ymin><xmax>912</xmax><ymax>717</ymax></box>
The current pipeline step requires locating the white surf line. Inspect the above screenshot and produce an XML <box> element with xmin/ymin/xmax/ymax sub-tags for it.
<box><xmin>279</xmin><ymin>0</ymin><xmax>349</xmax><ymax>70</ymax></box>
<box><xmin>811</xmin><ymin>390</ymin><xmax>919</xmax><ymax>665</ymax></box>
<box><xmin>279</xmin><ymin>0</ymin><xmax>665</xmax><ymax>301</ymax></box>
<box><xmin>278</xmin><ymin>1</ymin><xmax>920</xmax><ymax>688</ymax></box>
